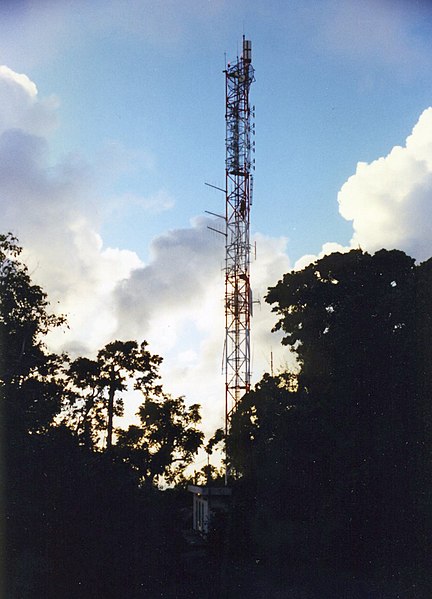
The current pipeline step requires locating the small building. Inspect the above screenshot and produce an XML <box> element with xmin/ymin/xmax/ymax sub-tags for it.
<box><xmin>187</xmin><ymin>485</ymin><xmax>232</xmax><ymax>534</ymax></box>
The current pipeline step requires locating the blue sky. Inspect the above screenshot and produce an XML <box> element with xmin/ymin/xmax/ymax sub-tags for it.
<box><xmin>4</xmin><ymin>0</ymin><xmax>432</xmax><ymax>260</ymax></box>
<box><xmin>2</xmin><ymin>0</ymin><xmax>432</xmax><ymax>437</ymax></box>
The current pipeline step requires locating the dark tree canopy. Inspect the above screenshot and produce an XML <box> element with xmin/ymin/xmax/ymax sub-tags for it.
<box><xmin>230</xmin><ymin>249</ymin><xmax>432</xmax><ymax>584</ymax></box>
<box><xmin>64</xmin><ymin>340</ymin><xmax>162</xmax><ymax>450</ymax></box>
<box><xmin>116</xmin><ymin>393</ymin><xmax>204</xmax><ymax>485</ymax></box>
<box><xmin>1</xmin><ymin>233</ymin><xmax>205</xmax><ymax>597</ymax></box>
<box><xmin>0</xmin><ymin>233</ymin><xmax>66</xmax><ymax>434</ymax></box>
<box><xmin>4</xmin><ymin>232</ymin><xmax>431</xmax><ymax>596</ymax></box>
<box><xmin>267</xmin><ymin>249</ymin><xmax>416</xmax><ymax>393</ymax></box>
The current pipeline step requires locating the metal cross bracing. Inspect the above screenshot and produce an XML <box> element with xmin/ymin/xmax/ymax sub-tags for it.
<box><xmin>224</xmin><ymin>38</ymin><xmax>255</xmax><ymax>435</ymax></box>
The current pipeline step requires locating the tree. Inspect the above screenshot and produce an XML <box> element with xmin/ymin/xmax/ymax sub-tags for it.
<box><xmin>0</xmin><ymin>233</ymin><xmax>68</xmax><ymax>597</ymax></box>
<box><xmin>228</xmin><ymin>373</ymin><xmax>302</xmax><ymax>564</ymax></box>
<box><xmin>64</xmin><ymin>340</ymin><xmax>162</xmax><ymax>450</ymax></box>
<box><xmin>267</xmin><ymin>248</ymin><xmax>416</xmax><ymax>396</ymax></box>
<box><xmin>230</xmin><ymin>249</ymin><xmax>431</xmax><ymax>580</ymax></box>
<box><xmin>63</xmin><ymin>356</ymin><xmax>105</xmax><ymax>449</ymax></box>
<box><xmin>229</xmin><ymin>372</ymin><xmax>297</xmax><ymax>481</ymax></box>
<box><xmin>265</xmin><ymin>249</ymin><xmax>429</xmax><ymax>571</ymax></box>
<box><xmin>98</xmin><ymin>340</ymin><xmax>162</xmax><ymax>451</ymax></box>
<box><xmin>116</xmin><ymin>394</ymin><xmax>204</xmax><ymax>486</ymax></box>
<box><xmin>0</xmin><ymin>232</ymin><xmax>206</xmax><ymax>597</ymax></box>
<box><xmin>188</xmin><ymin>428</ymin><xmax>226</xmax><ymax>486</ymax></box>
<box><xmin>0</xmin><ymin>232</ymin><xmax>66</xmax><ymax>434</ymax></box>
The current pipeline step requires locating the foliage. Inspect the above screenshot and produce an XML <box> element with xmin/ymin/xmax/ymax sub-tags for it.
<box><xmin>0</xmin><ymin>233</ymin><xmax>66</xmax><ymax>434</ymax></box>
<box><xmin>116</xmin><ymin>394</ymin><xmax>204</xmax><ymax>485</ymax></box>
<box><xmin>267</xmin><ymin>249</ymin><xmax>416</xmax><ymax>397</ymax></box>
<box><xmin>6</xmin><ymin>426</ymin><xmax>184</xmax><ymax>598</ymax></box>
<box><xmin>1</xmin><ymin>233</ymin><xmax>204</xmax><ymax>596</ymax></box>
<box><xmin>230</xmin><ymin>249</ymin><xmax>432</xmax><ymax>584</ymax></box>
<box><xmin>229</xmin><ymin>372</ymin><xmax>298</xmax><ymax>479</ymax></box>
<box><xmin>205</xmin><ymin>427</ymin><xmax>225</xmax><ymax>454</ymax></box>
<box><xmin>63</xmin><ymin>340</ymin><xmax>162</xmax><ymax>450</ymax></box>
<box><xmin>6</xmin><ymin>230</ymin><xmax>431</xmax><ymax>594</ymax></box>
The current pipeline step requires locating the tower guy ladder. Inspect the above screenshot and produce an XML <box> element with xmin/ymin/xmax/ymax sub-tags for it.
<box><xmin>224</xmin><ymin>38</ymin><xmax>255</xmax><ymax>435</ymax></box>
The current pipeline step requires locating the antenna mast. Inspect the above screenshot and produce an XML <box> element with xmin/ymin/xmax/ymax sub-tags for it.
<box><xmin>224</xmin><ymin>38</ymin><xmax>255</xmax><ymax>439</ymax></box>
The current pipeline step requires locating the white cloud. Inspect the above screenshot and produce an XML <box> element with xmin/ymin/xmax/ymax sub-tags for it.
<box><xmin>112</xmin><ymin>223</ymin><xmax>291</xmax><ymax>435</ymax></box>
<box><xmin>0</xmin><ymin>65</ymin><xmax>37</xmax><ymax>97</ymax></box>
<box><xmin>250</xmin><ymin>234</ymin><xmax>294</xmax><ymax>375</ymax></box>
<box><xmin>0</xmin><ymin>65</ymin><xmax>58</xmax><ymax>135</ymax></box>
<box><xmin>0</xmin><ymin>66</ymin><xmax>142</xmax><ymax>356</ymax></box>
<box><xmin>338</xmin><ymin>107</ymin><xmax>432</xmax><ymax>261</ymax></box>
<box><xmin>290</xmin><ymin>108</ymin><xmax>432</xmax><ymax>271</ymax></box>
<box><xmin>113</xmin><ymin>216</ymin><xmax>223</xmax><ymax>343</ymax></box>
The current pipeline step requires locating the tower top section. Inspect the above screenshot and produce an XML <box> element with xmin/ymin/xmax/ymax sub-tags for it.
<box><xmin>225</xmin><ymin>37</ymin><xmax>254</xmax><ymax>83</ymax></box>
<box><xmin>225</xmin><ymin>38</ymin><xmax>255</xmax><ymax>177</ymax></box>
<box><xmin>243</xmin><ymin>38</ymin><xmax>252</xmax><ymax>64</ymax></box>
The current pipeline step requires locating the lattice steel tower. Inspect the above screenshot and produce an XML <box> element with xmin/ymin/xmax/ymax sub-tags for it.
<box><xmin>224</xmin><ymin>38</ymin><xmax>255</xmax><ymax>435</ymax></box>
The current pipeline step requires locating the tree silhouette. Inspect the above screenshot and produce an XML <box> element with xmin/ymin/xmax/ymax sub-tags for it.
<box><xmin>0</xmin><ymin>233</ymin><xmax>66</xmax><ymax>435</ymax></box>
<box><xmin>64</xmin><ymin>340</ymin><xmax>162</xmax><ymax>450</ymax></box>
<box><xmin>116</xmin><ymin>394</ymin><xmax>204</xmax><ymax>485</ymax></box>
<box><xmin>1</xmin><ymin>233</ymin><xmax>204</xmax><ymax>597</ymax></box>
<box><xmin>230</xmin><ymin>249</ymin><xmax>431</xmax><ymax>583</ymax></box>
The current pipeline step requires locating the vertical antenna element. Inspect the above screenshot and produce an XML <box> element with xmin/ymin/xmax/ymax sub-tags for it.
<box><xmin>224</xmin><ymin>38</ymin><xmax>255</xmax><ymax>439</ymax></box>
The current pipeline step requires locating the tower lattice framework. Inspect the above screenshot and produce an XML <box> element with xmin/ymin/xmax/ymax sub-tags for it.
<box><xmin>224</xmin><ymin>38</ymin><xmax>255</xmax><ymax>434</ymax></box>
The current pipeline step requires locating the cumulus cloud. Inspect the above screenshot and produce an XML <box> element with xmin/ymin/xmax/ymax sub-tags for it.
<box><xmin>0</xmin><ymin>66</ymin><xmax>142</xmax><ymax>354</ymax></box>
<box><xmin>0</xmin><ymin>65</ymin><xmax>58</xmax><ymax>135</ymax></box>
<box><xmin>295</xmin><ymin>108</ymin><xmax>432</xmax><ymax>270</ymax></box>
<box><xmin>113</xmin><ymin>223</ymin><xmax>291</xmax><ymax>434</ymax></box>
<box><xmin>338</xmin><ymin>107</ymin><xmax>432</xmax><ymax>261</ymax></box>
<box><xmin>113</xmin><ymin>216</ymin><xmax>222</xmax><ymax>343</ymax></box>
<box><xmin>250</xmin><ymin>234</ymin><xmax>294</xmax><ymax>374</ymax></box>
<box><xmin>293</xmin><ymin>242</ymin><xmax>349</xmax><ymax>272</ymax></box>
<box><xmin>138</xmin><ymin>99</ymin><xmax>432</xmax><ymax>432</ymax></box>
<box><xmin>110</xmin><ymin>216</ymin><xmax>226</xmax><ymax>431</ymax></box>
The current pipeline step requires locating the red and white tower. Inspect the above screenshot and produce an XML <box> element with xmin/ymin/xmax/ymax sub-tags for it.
<box><xmin>224</xmin><ymin>38</ymin><xmax>255</xmax><ymax>436</ymax></box>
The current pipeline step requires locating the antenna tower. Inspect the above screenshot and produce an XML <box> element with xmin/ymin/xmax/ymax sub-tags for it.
<box><xmin>224</xmin><ymin>38</ymin><xmax>255</xmax><ymax>437</ymax></box>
